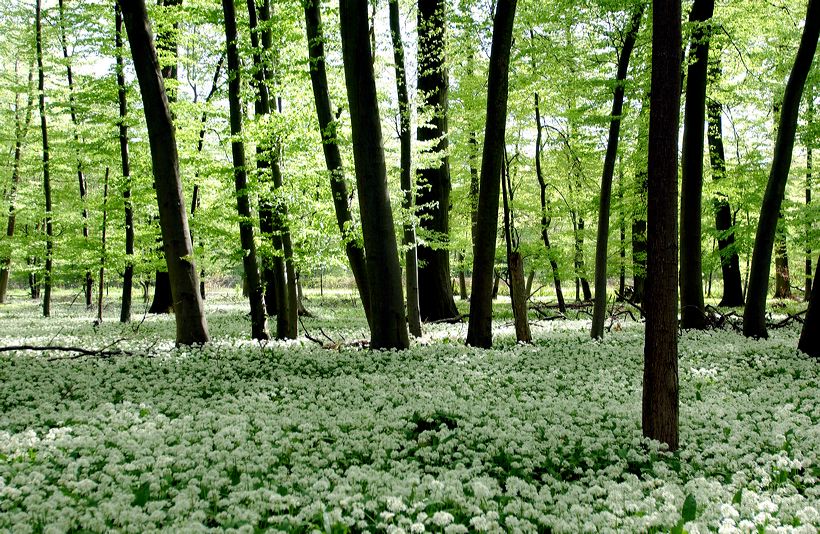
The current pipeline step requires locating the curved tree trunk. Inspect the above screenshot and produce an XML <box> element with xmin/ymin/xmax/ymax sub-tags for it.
<box><xmin>743</xmin><ymin>0</ymin><xmax>819</xmax><ymax>338</ymax></box>
<box><xmin>339</xmin><ymin>0</ymin><xmax>409</xmax><ymax>350</ymax></box>
<box><xmin>643</xmin><ymin>0</ymin><xmax>681</xmax><ymax>452</ymax></box>
<box><xmin>590</xmin><ymin>5</ymin><xmax>644</xmax><ymax>339</ymax></box>
<box><xmin>35</xmin><ymin>0</ymin><xmax>53</xmax><ymax>318</ymax></box>
<box><xmin>466</xmin><ymin>0</ymin><xmax>518</xmax><ymax>348</ymax></box>
<box><xmin>118</xmin><ymin>0</ymin><xmax>209</xmax><ymax>345</ymax></box>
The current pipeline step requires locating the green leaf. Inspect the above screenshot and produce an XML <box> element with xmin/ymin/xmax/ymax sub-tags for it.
<box><xmin>132</xmin><ymin>481</ymin><xmax>151</xmax><ymax>507</ymax></box>
<box><xmin>682</xmin><ymin>494</ymin><xmax>697</xmax><ymax>523</ymax></box>
<box><xmin>732</xmin><ymin>489</ymin><xmax>743</xmax><ymax>505</ymax></box>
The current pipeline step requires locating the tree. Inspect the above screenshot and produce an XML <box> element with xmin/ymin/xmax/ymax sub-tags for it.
<box><xmin>679</xmin><ymin>0</ymin><xmax>715</xmax><ymax>330</ymax></box>
<box><xmin>223</xmin><ymin>0</ymin><xmax>269</xmax><ymax>341</ymax></box>
<box><xmin>466</xmin><ymin>0</ymin><xmax>518</xmax><ymax>349</ymax></box>
<box><xmin>643</xmin><ymin>0</ymin><xmax>681</xmax><ymax>451</ymax></box>
<box><xmin>799</xmin><ymin>254</ymin><xmax>820</xmax><ymax>356</ymax></box>
<box><xmin>118</xmin><ymin>0</ymin><xmax>210</xmax><ymax>345</ymax></box>
<box><xmin>743</xmin><ymin>0</ymin><xmax>819</xmax><ymax>339</ymax></box>
<box><xmin>416</xmin><ymin>0</ymin><xmax>459</xmax><ymax>321</ymax></box>
<box><xmin>590</xmin><ymin>4</ymin><xmax>644</xmax><ymax>339</ymax></box>
<box><xmin>339</xmin><ymin>0</ymin><xmax>409</xmax><ymax>350</ymax></box>
<box><xmin>35</xmin><ymin>0</ymin><xmax>54</xmax><ymax>318</ymax></box>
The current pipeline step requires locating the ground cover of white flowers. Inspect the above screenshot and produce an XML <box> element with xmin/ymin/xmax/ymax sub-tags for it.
<box><xmin>0</xmin><ymin>292</ymin><xmax>818</xmax><ymax>533</ymax></box>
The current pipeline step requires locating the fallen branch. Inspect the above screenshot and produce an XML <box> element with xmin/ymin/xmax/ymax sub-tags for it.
<box><xmin>0</xmin><ymin>345</ymin><xmax>131</xmax><ymax>360</ymax></box>
<box><xmin>769</xmin><ymin>309</ymin><xmax>807</xmax><ymax>329</ymax></box>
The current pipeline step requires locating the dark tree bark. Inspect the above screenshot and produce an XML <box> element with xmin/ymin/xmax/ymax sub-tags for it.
<box><xmin>774</xmin><ymin>213</ymin><xmax>792</xmax><ymax>299</ymax></box>
<box><xmin>501</xmin><ymin>153</ymin><xmax>531</xmax><ymax>343</ymax></box>
<box><xmin>643</xmin><ymin>0</ymin><xmax>681</xmax><ymax>452</ymax></box>
<box><xmin>618</xmin><ymin>158</ymin><xmax>626</xmax><ymax>299</ymax></box>
<box><xmin>339</xmin><ymin>0</ymin><xmax>409</xmax><ymax>350</ymax></box>
<box><xmin>304</xmin><ymin>0</ymin><xmax>372</xmax><ymax>327</ymax></box>
<box><xmin>98</xmin><ymin>169</ymin><xmax>109</xmax><ymax>323</ymax></box>
<box><xmin>590</xmin><ymin>5</ymin><xmax>644</xmax><ymax>339</ymax></box>
<box><xmin>706</xmin><ymin>91</ymin><xmax>744</xmax><ymax>307</ymax></box>
<box><xmin>389</xmin><ymin>0</ymin><xmax>422</xmax><ymax>336</ymax></box>
<box><xmin>223</xmin><ymin>0</ymin><xmax>269</xmax><ymax>341</ymax></box>
<box><xmin>0</xmin><ymin>65</ymin><xmax>33</xmax><ymax>304</ymax></box>
<box><xmin>807</xmin><ymin>91</ymin><xmax>814</xmax><ymax>301</ymax></box>
<box><xmin>415</xmin><ymin>0</ymin><xmax>459</xmax><ymax>321</ymax></box>
<box><xmin>632</xmin><ymin>98</ymin><xmax>649</xmax><ymax>304</ymax></box>
<box><xmin>469</xmin><ymin>132</ymin><xmax>480</xmax><ymax>245</ymax></box>
<box><xmin>679</xmin><ymin>0</ymin><xmax>715</xmax><ymax>329</ymax></box>
<box><xmin>36</xmin><ymin>0</ymin><xmax>54</xmax><ymax>318</ymax></box>
<box><xmin>115</xmin><ymin>4</ymin><xmax>135</xmax><ymax>323</ymax></box>
<box><xmin>118</xmin><ymin>0</ymin><xmax>210</xmax><ymax>345</ymax></box>
<box><xmin>799</xmin><ymin>255</ymin><xmax>820</xmax><ymax>356</ymax></box>
<box><xmin>58</xmin><ymin>0</ymin><xmax>94</xmax><ymax>309</ymax></box>
<box><xmin>466</xmin><ymin>0</ymin><xmax>518</xmax><ymax>348</ymax></box>
<box><xmin>743</xmin><ymin>0</ymin><xmax>819</xmax><ymax>338</ymax></box>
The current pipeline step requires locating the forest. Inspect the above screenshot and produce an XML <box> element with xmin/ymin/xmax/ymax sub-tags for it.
<box><xmin>0</xmin><ymin>0</ymin><xmax>818</xmax><ymax>531</ymax></box>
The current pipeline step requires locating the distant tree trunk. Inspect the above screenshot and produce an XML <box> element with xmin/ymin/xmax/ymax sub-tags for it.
<box><xmin>774</xmin><ymin>213</ymin><xmax>792</xmax><ymax>298</ymax></box>
<box><xmin>36</xmin><ymin>0</ymin><xmax>54</xmax><ymax>318</ymax></box>
<box><xmin>679</xmin><ymin>0</ymin><xmax>714</xmax><ymax>329</ymax></box>
<box><xmin>534</xmin><ymin>92</ymin><xmax>566</xmax><ymax>313</ymax></box>
<box><xmin>457</xmin><ymin>252</ymin><xmax>468</xmax><ymax>300</ymax></box>
<box><xmin>632</xmin><ymin>99</ymin><xmax>649</xmax><ymax>304</ymax></box>
<box><xmin>618</xmin><ymin>158</ymin><xmax>626</xmax><ymax>299</ymax></box>
<box><xmin>469</xmin><ymin>132</ymin><xmax>480</xmax><ymax>245</ymax></box>
<box><xmin>416</xmin><ymin>0</ymin><xmax>459</xmax><ymax>321</ymax></box>
<box><xmin>0</xmin><ymin>65</ymin><xmax>33</xmax><ymax>304</ymax></box>
<box><xmin>574</xmin><ymin>218</ymin><xmax>592</xmax><ymax>301</ymax></box>
<box><xmin>115</xmin><ymin>4</ymin><xmax>135</xmax><ymax>323</ymax></box>
<box><xmin>466</xmin><ymin>0</ymin><xmax>518</xmax><ymax>348</ymax></box>
<box><xmin>339</xmin><ymin>0</ymin><xmax>409</xmax><ymax>350</ymax></box>
<box><xmin>525</xmin><ymin>269</ymin><xmax>535</xmax><ymax>298</ymax></box>
<box><xmin>304</xmin><ymin>0</ymin><xmax>372</xmax><ymax>326</ymax></box>
<box><xmin>591</xmin><ymin>5</ymin><xmax>643</xmax><ymax>339</ymax></box>
<box><xmin>501</xmin><ymin>153</ymin><xmax>531</xmax><ymax>343</ymax></box>
<box><xmin>706</xmin><ymin>89</ymin><xmax>744</xmax><ymax>307</ymax></box>
<box><xmin>223</xmin><ymin>0</ymin><xmax>269</xmax><ymax>340</ymax></box>
<box><xmin>743</xmin><ymin>0</ymin><xmax>819</xmax><ymax>338</ymax></box>
<box><xmin>118</xmin><ymin>0</ymin><xmax>210</xmax><ymax>345</ymax></box>
<box><xmin>807</xmin><ymin>91</ymin><xmax>814</xmax><ymax>301</ymax></box>
<box><xmin>643</xmin><ymin>0</ymin><xmax>681</xmax><ymax>452</ymax></box>
<box><xmin>388</xmin><ymin>0</ymin><xmax>422</xmax><ymax>336</ymax></box>
<box><xmin>492</xmin><ymin>270</ymin><xmax>500</xmax><ymax>300</ymax></box>
<box><xmin>98</xmin><ymin>169</ymin><xmax>109</xmax><ymax>323</ymax></box>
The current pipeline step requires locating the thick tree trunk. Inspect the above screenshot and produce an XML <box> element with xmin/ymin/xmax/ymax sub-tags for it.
<box><xmin>798</xmin><ymin>254</ymin><xmax>820</xmax><ymax>356</ymax></box>
<box><xmin>591</xmin><ymin>5</ymin><xmax>643</xmax><ymax>339</ymax></box>
<box><xmin>389</xmin><ymin>0</ymin><xmax>422</xmax><ymax>336</ymax></box>
<box><xmin>118</xmin><ymin>0</ymin><xmax>209</xmax><ymax>345</ymax></box>
<box><xmin>706</xmin><ymin>93</ymin><xmax>744</xmax><ymax>307</ymax></box>
<box><xmin>115</xmin><ymin>4</ymin><xmax>135</xmax><ymax>323</ymax></box>
<box><xmin>466</xmin><ymin>0</ymin><xmax>518</xmax><ymax>348</ymax></box>
<box><xmin>36</xmin><ymin>0</ymin><xmax>54</xmax><ymax>318</ymax></box>
<box><xmin>643</xmin><ymin>0</ymin><xmax>681</xmax><ymax>452</ymax></box>
<box><xmin>224</xmin><ymin>0</ymin><xmax>269</xmax><ymax>340</ymax></box>
<box><xmin>743</xmin><ymin>0</ymin><xmax>819</xmax><ymax>338</ymax></box>
<box><xmin>339</xmin><ymin>0</ymin><xmax>409</xmax><ymax>350</ymax></box>
<box><xmin>304</xmin><ymin>0</ymin><xmax>372</xmax><ymax>327</ymax></box>
<box><xmin>416</xmin><ymin>0</ymin><xmax>459</xmax><ymax>321</ymax></box>
<box><xmin>679</xmin><ymin>0</ymin><xmax>714</xmax><ymax>329</ymax></box>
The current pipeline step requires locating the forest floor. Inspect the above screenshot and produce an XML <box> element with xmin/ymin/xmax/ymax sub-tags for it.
<box><xmin>0</xmin><ymin>290</ymin><xmax>818</xmax><ymax>533</ymax></box>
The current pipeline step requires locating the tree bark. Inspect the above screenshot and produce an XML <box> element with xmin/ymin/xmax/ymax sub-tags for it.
<box><xmin>643</xmin><ymin>0</ymin><xmax>681</xmax><ymax>452</ymax></box>
<box><xmin>98</xmin><ymin>169</ymin><xmax>109</xmax><ymax>323</ymax></box>
<box><xmin>223</xmin><ymin>0</ymin><xmax>270</xmax><ymax>341</ymax></box>
<box><xmin>679</xmin><ymin>0</ymin><xmax>715</xmax><ymax>329</ymax></box>
<box><xmin>631</xmin><ymin>98</ymin><xmax>649</xmax><ymax>304</ymax></box>
<box><xmin>502</xmin><ymin>154</ymin><xmax>531</xmax><ymax>343</ymax></box>
<box><xmin>618</xmin><ymin>157</ymin><xmax>626</xmax><ymax>299</ymax></box>
<box><xmin>339</xmin><ymin>0</ymin><xmax>409</xmax><ymax>350</ymax></box>
<box><xmin>807</xmin><ymin>91</ymin><xmax>814</xmax><ymax>301</ymax></box>
<box><xmin>466</xmin><ymin>0</ymin><xmax>518</xmax><ymax>348</ymax></box>
<box><xmin>590</xmin><ymin>5</ymin><xmax>643</xmax><ymax>339</ymax></box>
<box><xmin>798</xmin><ymin>255</ymin><xmax>820</xmax><ymax>356</ymax></box>
<box><xmin>389</xmin><ymin>0</ymin><xmax>422</xmax><ymax>336</ymax></box>
<box><xmin>36</xmin><ymin>0</ymin><xmax>54</xmax><ymax>318</ymax></box>
<box><xmin>118</xmin><ymin>0</ymin><xmax>209</xmax><ymax>345</ymax></box>
<box><xmin>743</xmin><ymin>0</ymin><xmax>819</xmax><ymax>338</ymax></box>
<box><xmin>774</xmin><ymin>213</ymin><xmax>792</xmax><ymax>299</ymax></box>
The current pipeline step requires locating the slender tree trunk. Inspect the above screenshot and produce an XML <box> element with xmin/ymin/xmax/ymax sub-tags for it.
<box><xmin>501</xmin><ymin>155</ymin><xmax>531</xmax><ymax>343</ymax></box>
<box><xmin>743</xmin><ymin>0</ymin><xmax>819</xmax><ymax>338</ymax></box>
<box><xmin>466</xmin><ymin>0</ymin><xmax>518</xmax><ymax>348</ymax></box>
<box><xmin>632</xmin><ymin>99</ymin><xmax>649</xmax><ymax>304</ymax></box>
<box><xmin>706</xmin><ymin>90</ymin><xmax>744</xmax><ymax>306</ymax></box>
<box><xmin>388</xmin><ymin>0</ymin><xmax>422</xmax><ymax>336</ymax></box>
<box><xmin>618</xmin><ymin>157</ymin><xmax>626</xmax><ymax>299</ymax></box>
<box><xmin>774</xmin><ymin>213</ymin><xmax>792</xmax><ymax>298</ymax></box>
<box><xmin>115</xmin><ymin>4</ymin><xmax>135</xmax><ymax>322</ymax></box>
<box><xmin>469</xmin><ymin>132</ymin><xmax>480</xmax><ymax>245</ymax></box>
<box><xmin>98</xmin><ymin>169</ymin><xmax>109</xmax><ymax>323</ymax></box>
<box><xmin>458</xmin><ymin>252</ymin><xmax>469</xmax><ymax>300</ymax></box>
<box><xmin>118</xmin><ymin>0</ymin><xmax>209</xmax><ymax>345</ymax></box>
<box><xmin>591</xmin><ymin>5</ymin><xmax>643</xmax><ymax>339</ymax></box>
<box><xmin>339</xmin><ymin>0</ymin><xmax>409</xmax><ymax>350</ymax></box>
<box><xmin>643</xmin><ymin>0</ymin><xmax>681</xmax><ymax>452</ymax></box>
<box><xmin>415</xmin><ymin>0</ymin><xmax>459</xmax><ymax>321</ymax></box>
<box><xmin>224</xmin><ymin>0</ymin><xmax>269</xmax><ymax>340</ymax></box>
<box><xmin>807</xmin><ymin>91</ymin><xmax>814</xmax><ymax>301</ymax></box>
<box><xmin>36</xmin><ymin>0</ymin><xmax>54</xmax><ymax>318</ymax></box>
<box><xmin>574</xmin><ymin>217</ymin><xmax>592</xmax><ymax>301</ymax></box>
<box><xmin>679</xmin><ymin>0</ymin><xmax>714</xmax><ymax>329</ymax></box>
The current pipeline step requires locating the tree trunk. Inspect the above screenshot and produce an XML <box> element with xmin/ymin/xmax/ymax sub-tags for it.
<box><xmin>774</xmin><ymin>213</ymin><xmax>792</xmax><ymax>298</ymax></box>
<box><xmin>339</xmin><ymin>0</ymin><xmax>409</xmax><ymax>350</ymax></box>
<box><xmin>643</xmin><ymin>0</ymin><xmax>681</xmax><ymax>452</ymax></box>
<box><xmin>469</xmin><ymin>132</ymin><xmax>480</xmax><ymax>245</ymax></box>
<box><xmin>98</xmin><ymin>169</ymin><xmax>109</xmax><ymax>323</ymax></box>
<box><xmin>223</xmin><ymin>0</ymin><xmax>269</xmax><ymax>341</ymax></box>
<box><xmin>574</xmin><ymin>217</ymin><xmax>592</xmax><ymax>301</ymax></box>
<box><xmin>36</xmin><ymin>0</ymin><xmax>54</xmax><ymax>318</ymax></box>
<box><xmin>805</xmin><ymin>90</ymin><xmax>813</xmax><ymax>301</ymax></box>
<box><xmin>304</xmin><ymin>0</ymin><xmax>372</xmax><ymax>327</ymax></box>
<box><xmin>632</xmin><ymin>98</ymin><xmax>649</xmax><ymax>304</ymax></box>
<box><xmin>679</xmin><ymin>0</ymin><xmax>714</xmax><ymax>329</ymax></box>
<box><xmin>618</xmin><ymin>158</ymin><xmax>626</xmax><ymax>299</ymax></box>
<box><xmin>502</xmin><ymin>157</ymin><xmax>531</xmax><ymax>343</ymax></box>
<box><xmin>707</xmin><ymin>90</ymin><xmax>744</xmax><ymax>307</ymax></box>
<box><xmin>591</xmin><ymin>5</ymin><xmax>643</xmax><ymax>339</ymax></box>
<box><xmin>115</xmin><ymin>4</ymin><xmax>135</xmax><ymax>323</ymax></box>
<box><xmin>388</xmin><ymin>0</ymin><xmax>422</xmax><ymax>336</ymax></box>
<box><xmin>743</xmin><ymin>0</ymin><xmax>819</xmax><ymax>338</ymax></box>
<box><xmin>118</xmin><ymin>0</ymin><xmax>209</xmax><ymax>345</ymax></box>
<box><xmin>798</xmin><ymin>254</ymin><xmax>820</xmax><ymax>356</ymax></box>
<box><xmin>466</xmin><ymin>0</ymin><xmax>518</xmax><ymax>348</ymax></box>
<box><xmin>416</xmin><ymin>0</ymin><xmax>459</xmax><ymax>321</ymax></box>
